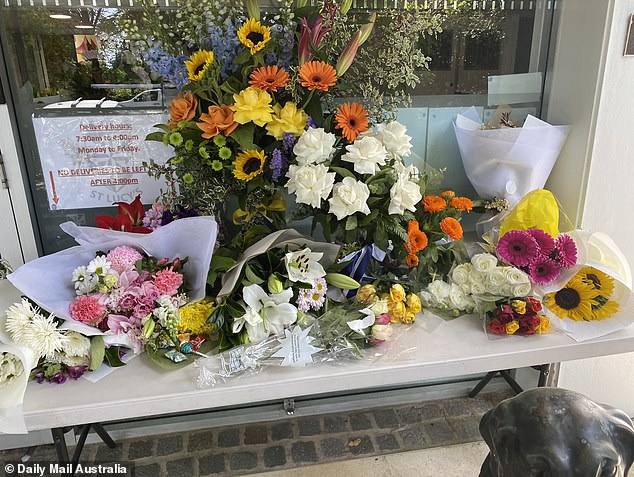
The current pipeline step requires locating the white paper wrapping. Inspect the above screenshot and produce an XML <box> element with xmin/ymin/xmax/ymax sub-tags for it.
<box><xmin>0</xmin><ymin>337</ymin><xmax>38</xmax><ymax>434</ymax></box>
<box><xmin>7</xmin><ymin>216</ymin><xmax>218</xmax><ymax>338</ymax></box>
<box><xmin>545</xmin><ymin>231</ymin><xmax>633</xmax><ymax>342</ymax></box>
<box><xmin>454</xmin><ymin>107</ymin><xmax>570</xmax><ymax>204</ymax></box>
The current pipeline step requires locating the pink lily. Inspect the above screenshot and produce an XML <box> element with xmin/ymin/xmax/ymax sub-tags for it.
<box><xmin>298</xmin><ymin>16</ymin><xmax>331</xmax><ymax>65</ymax></box>
<box><xmin>335</xmin><ymin>13</ymin><xmax>376</xmax><ymax>77</ymax></box>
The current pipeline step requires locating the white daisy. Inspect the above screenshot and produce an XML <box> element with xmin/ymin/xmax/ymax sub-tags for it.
<box><xmin>87</xmin><ymin>256</ymin><xmax>111</xmax><ymax>276</ymax></box>
<box><xmin>76</xmin><ymin>273</ymin><xmax>99</xmax><ymax>295</ymax></box>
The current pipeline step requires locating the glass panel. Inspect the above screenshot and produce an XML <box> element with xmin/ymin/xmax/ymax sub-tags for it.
<box><xmin>0</xmin><ymin>0</ymin><xmax>555</xmax><ymax>254</ymax></box>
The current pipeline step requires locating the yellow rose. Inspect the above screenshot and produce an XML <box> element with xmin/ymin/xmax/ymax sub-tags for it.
<box><xmin>266</xmin><ymin>102</ymin><xmax>308</xmax><ymax>139</ymax></box>
<box><xmin>505</xmin><ymin>320</ymin><xmax>520</xmax><ymax>335</ymax></box>
<box><xmin>389</xmin><ymin>284</ymin><xmax>406</xmax><ymax>303</ymax></box>
<box><xmin>405</xmin><ymin>293</ymin><xmax>422</xmax><ymax>314</ymax></box>
<box><xmin>356</xmin><ymin>284</ymin><xmax>378</xmax><ymax>304</ymax></box>
<box><xmin>388</xmin><ymin>299</ymin><xmax>407</xmax><ymax>322</ymax></box>
<box><xmin>231</xmin><ymin>87</ymin><xmax>274</xmax><ymax>126</ymax></box>
<box><xmin>536</xmin><ymin>316</ymin><xmax>552</xmax><ymax>334</ymax></box>
<box><xmin>510</xmin><ymin>299</ymin><xmax>527</xmax><ymax>315</ymax></box>
<box><xmin>400</xmin><ymin>311</ymin><xmax>416</xmax><ymax>324</ymax></box>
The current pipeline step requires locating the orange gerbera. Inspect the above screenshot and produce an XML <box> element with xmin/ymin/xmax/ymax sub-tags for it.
<box><xmin>440</xmin><ymin>217</ymin><xmax>463</xmax><ymax>240</ymax></box>
<box><xmin>249</xmin><ymin>65</ymin><xmax>289</xmax><ymax>92</ymax></box>
<box><xmin>298</xmin><ymin>61</ymin><xmax>337</xmax><ymax>91</ymax></box>
<box><xmin>441</xmin><ymin>190</ymin><xmax>455</xmax><ymax>199</ymax></box>
<box><xmin>335</xmin><ymin>102</ymin><xmax>369</xmax><ymax>142</ymax></box>
<box><xmin>407</xmin><ymin>220</ymin><xmax>428</xmax><ymax>253</ymax></box>
<box><xmin>422</xmin><ymin>195</ymin><xmax>446</xmax><ymax>213</ymax></box>
<box><xmin>406</xmin><ymin>253</ymin><xmax>419</xmax><ymax>267</ymax></box>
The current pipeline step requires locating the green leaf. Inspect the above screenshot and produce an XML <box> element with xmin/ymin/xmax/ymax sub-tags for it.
<box><xmin>234</xmin><ymin>48</ymin><xmax>252</xmax><ymax>65</ymax></box>
<box><xmin>226</xmin><ymin>299</ymin><xmax>246</xmax><ymax>318</ymax></box>
<box><xmin>245</xmin><ymin>264</ymin><xmax>265</xmax><ymax>285</ymax></box>
<box><xmin>210</xmin><ymin>255</ymin><xmax>237</xmax><ymax>272</ymax></box>
<box><xmin>104</xmin><ymin>346</ymin><xmax>125</xmax><ymax>368</ymax></box>
<box><xmin>329</xmin><ymin>166</ymin><xmax>356</xmax><ymax>179</ymax></box>
<box><xmin>345</xmin><ymin>215</ymin><xmax>358</xmax><ymax>231</ymax></box>
<box><xmin>303</xmin><ymin>92</ymin><xmax>323</xmax><ymax>128</ymax></box>
<box><xmin>146</xmin><ymin>131</ymin><xmax>166</xmax><ymax>142</ymax></box>
<box><xmin>230</xmin><ymin>123</ymin><xmax>256</xmax><ymax>150</ymax></box>
<box><xmin>89</xmin><ymin>336</ymin><xmax>105</xmax><ymax>371</ymax></box>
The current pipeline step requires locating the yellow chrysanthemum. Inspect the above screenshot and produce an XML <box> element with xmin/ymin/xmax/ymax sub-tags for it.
<box><xmin>185</xmin><ymin>50</ymin><xmax>215</xmax><ymax>81</ymax></box>
<box><xmin>233</xmin><ymin>149</ymin><xmax>266</xmax><ymax>181</ymax></box>
<box><xmin>578</xmin><ymin>266</ymin><xmax>616</xmax><ymax>296</ymax></box>
<box><xmin>177</xmin><ymin>300</ymin><xmax>215</xmax><ymax>335</ymax></box>
<box><xmin>592</xmin><ymin>299</ymin><xmax>620</xmax><ymax>320</ymax></box>
<box><xmin>543</xmin><ymin>275</ymin><xmax>600</xmax><ymax>321</ymax></box>
<box><xmin>266</xmin><ymin>102</ymin><xmax>308</xmax><ymax>140</ymax></box>
<box><xmin>238</xmin><ymin>18</ymin><xmax>271</xmax><ymax>55</ymax></box>
<box><xmin>231</xmin><ymin>87</ymin><xmax>274</xmax><ymax>126</ymax></box>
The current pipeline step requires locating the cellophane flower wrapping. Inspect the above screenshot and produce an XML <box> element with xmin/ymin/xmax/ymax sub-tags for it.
<box><xmin>7</xmin><ymin>216</ymin><xmax>217</xmax><ymax>343</ymax></box>
<box><xmin>454</xmin><ymin>107</ymin><xmax>570</xmax><ymax>204</ymax></box>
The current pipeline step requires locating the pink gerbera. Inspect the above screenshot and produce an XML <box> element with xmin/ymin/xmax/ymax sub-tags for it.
<box><xmin>529</xmin><ymin>257</ymin><xmax>561</xmax><ymax>285</ymax></box>
<box><xmin>69</xmin><ymin>295</ymin><xmax>107</xmax><ymax>326</ymax></box>
<box><xmin>527</xmin><ymin>228</ymin><xmax>555</xmax><ymax>256</ymax></box>
<box><xmin>106</xmin><ymin>245</ymin><xmax>143</xmax><ymax>274</ymax></box>
<box><xmin>153</xmin><ymin>267</ymin><xmax>184</xmax><ymax>296</ymax></box>
<box><xmin>554</xmin><ymin>234</ymin><xmax>577</xmax><ymax>268</ymax></box>
<box><xmin>497</xmin><ymin>230</ymin><xmax>539</xmax><ymax>267</ymax></box>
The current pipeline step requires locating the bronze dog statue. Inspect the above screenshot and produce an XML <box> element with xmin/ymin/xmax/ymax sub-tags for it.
<box><xmin>479</xmin><ymin>388</ymin><xmax>634</xmax><ymax>477</ymax></box>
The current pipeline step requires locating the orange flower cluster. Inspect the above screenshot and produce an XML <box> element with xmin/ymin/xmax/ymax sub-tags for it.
<box><xmin>422</xmin><ymin>195</ymin><xmax>446</xmax><ymax>213</ymax></box>
<box><xmin>404</xmin><ymin>220</ymin><xmax>428</xmax><ymax>267</ymax></box>
<box><xmin>450</xmin><ymin>197</ymin><xmax>474</xmax><ymax>212</ymax></box>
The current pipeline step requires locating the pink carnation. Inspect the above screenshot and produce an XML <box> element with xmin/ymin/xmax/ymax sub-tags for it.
<box><xmin>69</xmin><ymin>295</ymin><xmax>107</xmax><ymax>326</ymax></box>
<box><xmin>153</xmin><ymin>268</ymin><xmax>183</xmax><ymax>296</ymax></box>
<box><xmin>106</xmin><ymin>245</ymin><xmax>143</xmax><ymax>274</ymax></box>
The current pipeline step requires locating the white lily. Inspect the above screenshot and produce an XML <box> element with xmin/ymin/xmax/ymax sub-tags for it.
<box><xmin>234</xmin><ymin>284</ymin><xmax>298</xmax><ymax>343</ymax></box>
<box><xmin>284</xmin><ymin>248</ymin><xmax>326</xmax><ymax>284</ymax></box>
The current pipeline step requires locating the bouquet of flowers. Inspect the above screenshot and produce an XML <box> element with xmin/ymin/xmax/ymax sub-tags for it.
<box><xmin>484</xmin><ymin>296</ymin><xmax>551</xmax><ymax>337</ymax></box>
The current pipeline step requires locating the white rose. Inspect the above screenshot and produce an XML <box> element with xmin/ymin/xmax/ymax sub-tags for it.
<box><xmin>419</xmin><ymin>290</ymin><xmax>436</xmax><ymax>307</ymax></box>
<box><xmin>470</xmin><ymin>281</ymin><xmax>486</xmax><ymax>295</ymax></box>
<box><xmin>371</xmin><ymin>324</ymin><xmax>393</xmax><ymax>341</ymax></box>
<box><xmin>374</xmin><ymin>121</ymin><xmax>412</xmax><ymax>159</ymax></box>
<box><xmin>503</xmin><ymin>266</ymin><xmax>531</xmax><ymax>285</ymax></box>
<box><xmin>484</xmin><ymin>269</ymin><xmax>507</xmax><ymax>294</ymax></box>
<box><xmin>394</xmin><ymin>160</ymin><xmax>419</xmax><ymax>181</ymax></box>
<box><xmin>467</xmin><ymin>270</ymin><xmax>486</xmax><ymax>287</ymax></box>
<box><xmin>427</xmin><ymin>280</ymin><xmax>451</xmax><ymax>300</ymax></box>
<box><xmin>512</xmin><ymin>282</ymin><xmax>532</xmax><ymax>297</ymax></box>
<box><xmin>451</xmin><ymin>263</ymin><xmax>474</xmax><ymax>285</ymax></box>
<box><xmin>341</xmin><ymin>136</ymin><xmax>388</xmax><ymax>175</ymax></box>
<box><xmin>471</xmin><ymin>253</ymin><xmax>498</xmax><ymax>273</ymax></box>
<box><xmin>448</xmin><ymin>284</ymin><xmax>471</xmax><ymax>310</ymax></box>
<box><xmin>293</xmin><ymin>128</ymin><xmax>336</xmax><ymax>165</ymax></box>
<box><xmin>370</xmin><ymin>299</ymin><xmax>388</xmax><ymax>316</ymax></box>
<box><xmin>328</xmin><ymin>177</ymin><xmax>371</xmax><ymax>220</ymax></box>
<box><xmin>286</xmin><ymin>164</ymin><xmax>335</xmax><ymax>209</ymax></box>
<box><xmin>388</xmin><ymin>177</ymin><xmax>422</xmax><ymax>215</ymax></box>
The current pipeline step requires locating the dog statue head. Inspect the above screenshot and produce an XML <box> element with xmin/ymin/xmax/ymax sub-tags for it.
<box><xmin>479</xmin><ymin>388</ymin><xmax>634</xmax><ymax>477</ymax></box>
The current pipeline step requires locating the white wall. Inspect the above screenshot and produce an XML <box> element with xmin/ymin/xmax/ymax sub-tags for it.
<box><xmin>547</xmin><ymin>0</ymin><xmax>634</xmax><ymax>414</ymax></box>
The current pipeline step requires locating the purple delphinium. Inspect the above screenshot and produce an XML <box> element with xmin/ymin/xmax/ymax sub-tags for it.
<box><xmin>270</xmin><ymin>149</ymin><xmax>287</xmax><ymax>182</ymax></box>
<box><xmin>282</xmin><ymin>132</ymin><xmax>298</xmax><ymax>154</ymax></box>
<box><xmin>207</xmin><ymin>17</ymin><xmax>243</xmax><ymax>79</ymax></box>
<box><xmin>306</xmin><ymin>116</ymin><xmax>317</xmax><ymax>129</ymax></box>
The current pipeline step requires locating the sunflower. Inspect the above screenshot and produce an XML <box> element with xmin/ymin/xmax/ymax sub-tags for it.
<box><xmin>298</xmin><ymin>61</ymin><xmax>337</xmax><ymax>91</ymax></box>
<box><xmin>592</xmin><ymin>299</ymin><xmax>619</xmax><ymax>320</ymax></box>
<box><xmin>185</xmin><ymin>50</ymin><xmax>214</xmax><ymax>81</ymax></box>
<box><xmin>578</xmin><ymin>266</ymin><xmax>615</xmax><ymax>296</ymax></box>
<box><xmin>238</xmin><ymin>19</ymin><xmax>271</xmax><ymax>55</ymax></box>
<box><xmin>249</xmin><ymin>65</ymin><xmax>289</xmax><ymax>92</ymax></box>
<box><xmin>335</xmin><ymin>102</ymin><xmax>369</xmax><ymax>142</ymax></box>
<box><xmin>233</xmin><ymin>149</ymin><xmax>266</xmax><ymax>181</ymax></box>
<box><xmin>543</xmin><ymin>275</ymin><xmax>600</xmax><ymax>321</ymax></box>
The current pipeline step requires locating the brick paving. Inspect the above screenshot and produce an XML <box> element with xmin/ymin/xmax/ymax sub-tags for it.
<box><xmin>0</xmin><ymin>391</ymin><xmax>511</xmax><ymax>476</ymax></box>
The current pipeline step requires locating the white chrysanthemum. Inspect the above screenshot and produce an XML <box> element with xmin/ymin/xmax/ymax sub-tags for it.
<box><xmin>341</xmin><ymin>136</ymin><xmax>387</xmax><ymax>175</ymax></box>
<box><xmin>63</xmin><ymin>331</ymin><xmax>91</xmax><ymax>357</ymax></box>
<box><xmin>87</xmin><ymin>256</ymin><xmax>111</xmax><ymax>276</ymax></box>
<box><xmin>0</xmin><ymin>352</ymin><xmax>24</xmax><ymax>386</ymax></box>
<box><xmin>374</xmin><ymin>121</ymin><xmax>412</xmax><ymax>159</ymax></box>
<box><xmin>23</xmin><ymin>314</ymin><xmax>68</xmax><ymax>359</ymax></box>
<box><xmin>5</xmin><ymin>299</ymin><xmax>37</xmax><ymax>342</ymax></box>
<box><xmin>293</xmin><ymin>128</ymin><xmax>336</xmax><ymax>165</ymax></box>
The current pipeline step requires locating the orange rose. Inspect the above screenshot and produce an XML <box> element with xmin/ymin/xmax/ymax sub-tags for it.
<box><xmin>196</xmin><ymin>105</ymin><xmax>239</xmax><ymax>138</ymax></box>
<box><xmin>168</xmin><ymin>92</ymin><xmax>197</xmax><ymax>127</ymax></box>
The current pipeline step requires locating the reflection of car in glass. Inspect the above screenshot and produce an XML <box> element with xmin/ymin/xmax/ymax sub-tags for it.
<box><xmin>43</xmin><ymin>88</ymin><xmax>163</xmax><ymax>109</ymax></box>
